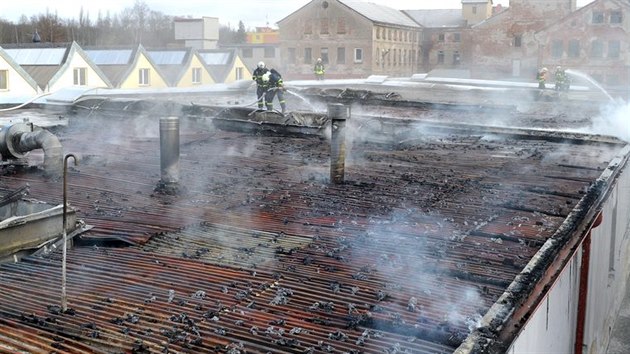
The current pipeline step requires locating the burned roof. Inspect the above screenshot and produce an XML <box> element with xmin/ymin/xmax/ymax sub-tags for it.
<box><xmin>0</xmin><ymin>89</ymin><xmax>625</xmax><ymax>353</ymax></box>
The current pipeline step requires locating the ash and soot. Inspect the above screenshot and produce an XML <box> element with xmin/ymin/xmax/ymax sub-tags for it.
<box><xmin>0</xmin><ymin>81</ymin><xmax>624</xmax><ymax>354</ymax></box>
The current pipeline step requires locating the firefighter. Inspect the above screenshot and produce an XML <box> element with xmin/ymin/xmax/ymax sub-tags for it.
<box><xmin>252</xmin><ymin>61</ymin><xmax>269</xmax><ymax>109</ymax></box>
<box><xmin>537</xmin><ymin>67</ymin><xmax>548</xmax><ymax>89</ymax></box>
<box><xmin>264</xmin><ymin>68</ymin><xmax>287</xmax><ymax>114</ymax></box>
<box><xmin>314</xmin><ymin>58</ymin><xmax>325</xmax><ymax>80</ymax></box>
<box><xmin>554</xmin><ymin>66</ymin><xmax>570</xmax><ymax>92</ymax></box>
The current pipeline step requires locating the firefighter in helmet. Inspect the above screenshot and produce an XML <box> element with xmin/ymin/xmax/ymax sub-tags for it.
<box><xmin>264</xmin><ymin>69</ymin><xmax>287</xmax><ymax>114</ymax></box>
<box><xmin>314</xmin><ymin>58</ymin><xmax>325</xmax><ymax>80</ymax></box>
<box><xmin>252</xmin><ymin>61</ymin><xmax>270</xmax><ymax>109</ymax></box>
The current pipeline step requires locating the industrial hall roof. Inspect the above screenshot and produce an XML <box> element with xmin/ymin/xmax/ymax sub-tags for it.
<box><xmin>0</xmin><ymin>90</ymin><xmax>625</xmax><ymax>353</ymax></box>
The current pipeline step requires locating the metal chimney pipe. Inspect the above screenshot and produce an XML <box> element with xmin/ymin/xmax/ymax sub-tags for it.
<box><xmin>159</xmin><ymin>116</ymin><xmax>180</xmax><ymax>184</ymax></box>
<box><xmin>329</xmin><ymin>103</ymin><xmax>349</xmax><ymax>184</ymax></box>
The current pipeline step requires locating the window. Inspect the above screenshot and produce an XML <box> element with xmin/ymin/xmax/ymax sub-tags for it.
<box><xmin>376</xmin><ymin>27</ymin><xmax>380</xmax><ymax>39</ymax></box>
<box><xmin>453</xmin><ymin>51</ymin><xmax>461</xmax><ymax>65</ymax></box>
<box><xmin>337</xmin><ymin>47</ymin><xmax>345</xmax><ymax>64</ymax></box>
<box><xmin>514</xmin><ymin>35</ymin><xmax>522</xmax><ymax>48</ymax></box>
<box><xmin>242</xmin><ymin>48</ymin><xmax>253</xmax><ymax>58</ymax></box>
<box><xmin>192</xmin><ymin>67</ymin><xmax>201</xmax><ymax>84</ymax></box>
<box><xmin>305</xmin><ymin>20</ymin><xmax>312</xmax><ymax>34</ymax></box>
<box><xmin>388</xmin><ymin>29</ymin><xmax>392</xmax><ymax>40</ymax></box>
<box><xmin>608</xmin><ymin>40</ymin><xmax>620</xmax><ymax>58</ymax></box>
<box><xmin>235</xmin><ymin>67</ymin><xmax>243</xmax><ymax>80</ymax></box>
<box><xmin>264</xmin><ymin>47</ymin><xmax>275</xmax><ymax>58</ymax></box>
<box><xmin>354</xmin><ymin>48</ymin><xmax>363</xmax><ymax>63</ymax></box>
<box><xmin>611</xmin><ymin>11</ymin><xmax>622</xmax><ymax>24</ymax></box>
<box><xmin>453</xmin><ymin>33</ymin><xmax>461</xmax><ymax>42</ymax></box>
<box><xmin>472</xmin><ymin>6</ymin><xmax>477</xmax><ymax>14</ymax></box>
<box><xmin>321</xmin><ymin>18</ymin><xmax>329</xmax><ymax>34</ymax></box>
<box><xmin>437</xmin><ymin>51</ymin><xmax>444</xmax><ymax>64</ymax></box>
<box><xmin>0</xmin><ymin>70</ymin><xmax>7</xmax><ymax>90</ymax></box>
<box><xmin>552</xmin><ymin>40</ymin><xmax>563</xmax><ymax>58</ymax></box>
<box><xmin>139</xmin><ymin>68</ymin><xmax>150</xmax><ymax>85</ymax></box>
<box><xmin>321</xmin><ymin>48</ymin><xmax>329</xmax><ymax>64</ymax></box>
<box><xmin>337</xmin><ymin>17</ymin><xmax>346</xmax><ymax>34</ymax></box>
<box><xmin>568</xmin><ymin>39</ymin><xmax>580</xmax><ymax>58</ymax></box>
<box><xmin>438</xmin><ymin>33</ymin><xmax>445</xmax><ymax>42</ymax></box>
<box><xmin>73</xmin><ymin>67</ymin><xmax>87</xmax><ymax>85</ymax></box>
<box><xmin>288</xmin><ymin>48</ymin><xmax>296</xmax><ymax>64</ymax></box>
<box><xmin>590</xmin><ymin>40</ymin><xmax>603</xmax><ymax>58</ymax></box>
<box><xmin>304</xmin><ymin>48</ymin><xmax>312</xmax><ymax>64</ymax></box>
<box><xmin>592</xmin><ymin>11</ymin><xmax>604</xmax><ymax>24</ymax></box>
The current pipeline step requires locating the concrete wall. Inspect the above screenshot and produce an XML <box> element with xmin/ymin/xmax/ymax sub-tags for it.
<box><xmin>174</xmin><ymin>17</ymin><xmax>219</xmax><ymax>50</ymax></box>
<box><xmin>507</xmin><ymin>146</ymin><xmax>630</xmax><ymax>353</ymax></box>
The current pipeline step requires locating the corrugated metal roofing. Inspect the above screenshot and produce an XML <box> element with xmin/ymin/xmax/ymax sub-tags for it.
<box><xmin>4</xmin><ymin>48</ymin><xmax>66</xmax><ymax>65</ymax></box>
<box><xmin>339</xmin><ymin>0</ymin><xmax>421</xmax><ymax>27</ymax></box>
<box><xmin>0</xmin><ymin>94</ymin><xmax>625</xmax><ymax>353</ymax></box>
<box><xmin>84</xmin><ymin>49</ymin><xmax>133</xmax><ymax>65</ymax></box>
<box><xmin>403</xmin><ymin>9</ymin><xmax>465</xmax><ymax>28</ymax></box>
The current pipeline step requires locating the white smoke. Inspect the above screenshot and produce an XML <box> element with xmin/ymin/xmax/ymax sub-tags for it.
<box><xmin>583</xmin><ymin>102</ymin><xmax>630</xmax><ymax>142</ymax></box>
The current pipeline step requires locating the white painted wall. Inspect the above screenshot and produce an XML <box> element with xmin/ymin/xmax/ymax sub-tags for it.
<box><xmin>507</xmin><ymin>155</ymin><xmax>630</xmax><ymax>353</ymax></box>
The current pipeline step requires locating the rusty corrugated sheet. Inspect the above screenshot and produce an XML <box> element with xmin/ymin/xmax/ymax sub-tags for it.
<box><xmin>0</xmin><ymin>104</ymin><xmax>625</xmax><ymax>352</ymax></box>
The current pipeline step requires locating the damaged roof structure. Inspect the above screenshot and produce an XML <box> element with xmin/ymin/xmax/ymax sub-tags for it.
<box><xmin>0</xmin><ymin>80</ymin><xmax>628</xmax><ymax>354</ymax></box>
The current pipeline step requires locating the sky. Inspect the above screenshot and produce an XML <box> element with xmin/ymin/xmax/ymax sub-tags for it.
<box><xmin>1</xmin><ymin>0</ymin><xmax>595</xmax><ymax>28</ymax></box>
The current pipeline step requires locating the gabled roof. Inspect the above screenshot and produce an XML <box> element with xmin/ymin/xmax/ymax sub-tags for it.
<box><xmin>146</xmin><ymin>47</ymin><xmax>194</xmax><ymax>87</ymax></box>
<box><xmin>0</xmin><ymin>46</ymin><xmax>39</xmax><ymax>93</ymax></box>
<box><xmin>4</xmin><ymin>44</ymin><xmax>70</xmax><ymax>90</ymax></box>
<box><xmin>84</xmin><ymin>45</ymin><xmax>167</xmax><ymax>88</ymax></box>
<box><xmin>404</xmin><ymin>9</ymin><xmax>466</xmax><ymax>28</ymax></box>
<box><xmin>535</xmin><ymin>0</ymin><xmax>630</xmax><ymax>35</ymax></box>
<box><xmin>338</xmin><ymin>0</ymin><xmax>421</xmax><ymax>28</ymax></box>
<box><xmin>277</xmin><ymin>0</ymin><xmax>421</xmax><ymax>28</ymax></box>
<box><xmin>4</xmin><ymin>42</ymin><xmax>111</xmax><ymax>91</ymax></box>
<box><xmin>196</xmin><ymin>48</ymin><xmax>238</xmax><ymax>83</ymax></box>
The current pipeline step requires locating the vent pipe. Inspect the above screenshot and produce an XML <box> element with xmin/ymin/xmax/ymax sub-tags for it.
<box><xmin>0</xmin><ymin>123</ymin><xmax>63</xmax><ymax>176</ymax></box>
<box><xmin>159</xmin><ymin>116</ymin><xmax>180</xmax><ymax>184</ymax></box>
<box><xmin>329</xmin><ymin>103</ymin><xmax>349</xmax><ymax>184</ymax></box>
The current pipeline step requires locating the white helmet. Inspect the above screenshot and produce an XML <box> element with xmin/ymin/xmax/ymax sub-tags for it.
<box><xmin>317</xmin><ymin>58</ymin><xmax>322</xmax><ymax>62</ymax></box>
<box><xmin>257</xmin><ymin>61</ymin><xmax>265</xmax><ymax>69</ymax></box>
<box><xmin>262</xmin><ymin>72</ymin><xmax>271</xmax><ymax>82</ymax></box>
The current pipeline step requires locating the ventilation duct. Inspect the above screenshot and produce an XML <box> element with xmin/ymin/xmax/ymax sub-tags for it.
<box><xmin>0</xmin><ymin>123</ymin><xmax>63</xmax><ymax>176</ymax></box>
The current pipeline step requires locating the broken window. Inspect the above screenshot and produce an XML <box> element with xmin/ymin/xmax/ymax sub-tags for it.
<box><xmin>288</xmin><ymin>48</ymin><xmax>296</xmax><ymax>64</ymax></box>
<box><xmin>304</xmin><ymin>20</ymin><xmax>312</xmax><ymax>34</ymax></box>
<box><xmin>552</xmin><ymin>40</ymin><xmax>563</xmax><ymax>58</ymax></box>
<box><xmin>0</xmin><ymin>70</ymin><xmax>7</xmax><ymax>90</ymax></box>
<box><xmin>608</xmin><ymin>40</ymin><xmax>620</xmax><ymax>58</ymax></box>
<box><xmin>592</xmin><ymin>11</ymin><xmax>604</xmax><ymax>24</ymax></box>
<box><xmin>321</xmin><ymin>18</ymin><xmax>329</xmax><ymax>34</ymax></box>
<box><xmin>514</xmin><ymin>35</ymin><xmax>522</xmax><ymax>48</ymax></box>
<box><xmin>453</xmin><ymin>51</ymin><xmax>461</xmax><ymax>65</ymax></box>
<box><xmin>321</xmin><ymin>48</ymin><xmax>329</xmax><ymax>64</ymax></box>
<box><xmin>337</xmin><ymin>17</ymin><xmax>346</xmax><ymax>34</ymax></box>
<box><xmin>590</xmin><ymin>40</ymin><xmax>603</xmax><ymax>58</ymax></box>
<box><xmin>610</xmin><ymin>11</ymin><xmax>622</xmax><ymax>24</ymax></box>
<box><xmin>337</xmin><ymin>47</ymin><xmax>345</xmax><ymax>64</ymax></box>
<box><xmin>568</xmin><ymin>40</ymin><xmax>580</xmax><ymax>58</ymax></box>
<box><xmin>304</xmin><ymin>48</ymin><xmax>312</xmax><ymax>64</ymax></box>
